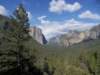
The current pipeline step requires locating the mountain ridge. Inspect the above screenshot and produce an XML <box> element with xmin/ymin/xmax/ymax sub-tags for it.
<box><xmin>48</xmin><ymin>24</ymin><xmax>100</xmax><ymax>47</ymax></box>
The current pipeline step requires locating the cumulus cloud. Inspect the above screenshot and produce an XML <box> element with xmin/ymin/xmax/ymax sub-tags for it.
<box><xmin>27</xmin><ymin>11</ymin><xmax>32</xmax><ymax>20</ymax></box>
<box><xmin>49</xmin><ymin>0</ymin><xmax>81</xmax><ymax>13</ymax></box>
<box><xmin>79</xmin><ymin>10</ymin><xmax>100</xmax><ymax>20</ymax></box>
<box><xmin>0</xmin><ymin>5</ymin><xmax>7</xmax><ymax>15</ymax></box>
<box><xmin>37</xmin><ymin>16</ymin><xmax>96</xmax><ymax>39</ymax></box>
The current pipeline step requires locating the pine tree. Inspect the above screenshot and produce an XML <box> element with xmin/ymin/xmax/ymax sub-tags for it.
<box><xmin>14</xmin><ymin>4</ymin><xmax>29</xmax><ymax>30</ymax></box>
<box><xmin>12</xmin><ymin>4</ymin><xmax>32</xmax><ymax>74</ymax></box>
<box><xmin>0</xmin><ymin>4</ymin><xmax>35</xmax><ymax>75</ymax></box>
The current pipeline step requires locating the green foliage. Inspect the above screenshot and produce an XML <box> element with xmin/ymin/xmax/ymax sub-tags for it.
<box><xmin>0</xmin><ymin>4</ymin><xmax>38</xmax><ymax>74</ymax></box>
<box><xmin>35</xmin><ymin>39</ymin><xmax>100</xmax><ymax>75</ymax></box>
<box><xmin>95</xmin><ymin>52</ymin><xmax>100</xmax><ymax>75</ymax></box>
<box><xmin>79</xmin><ymin>50</ymin><xmax>100</xmax><ymax>75</ymax></box>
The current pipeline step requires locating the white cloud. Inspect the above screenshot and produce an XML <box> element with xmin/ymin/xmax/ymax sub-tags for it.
<box><xmin>0</xmin><ymin>5</ymin><xmax>7</xmax><ymax>15</ymax></box>
<box><xmin>49</xmin><ymin>0</ymin><xmax>81</xmax><ymax>13</ymax></box>
<box><xmin>37</xmin><ymin>16</ymin><xmax>96</xmax><ymax>39</ymax></box>
<box><xmin>27</xmin><ymin>11</ymin><xmax>32</xmax><ymax>20</ymax></box>
<box><xmin>79</xmin><ymin>10</ymin><xmax>100</xmax><ymax>20</ymax></box>
<box><xmin>37</xmin><ymin>16</ymin><xmax>49</xmax><ymax>24</ymax></box>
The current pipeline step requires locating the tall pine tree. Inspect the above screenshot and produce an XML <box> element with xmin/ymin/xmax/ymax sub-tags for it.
<box><xmin>12</xmin><ymin>4</ymin><xmax>34</xmax><ymax>74</ymax></box>
<box><xmin>0</xmin><ymin>4</ymin><xmax>36</xmax><ymax>75</ymax></box>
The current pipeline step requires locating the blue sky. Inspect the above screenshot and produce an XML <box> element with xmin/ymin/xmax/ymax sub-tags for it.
<box><xmin>0</xmin><ymin>0</ymin><xmax>100</xmax><ymax>39</ymax></box>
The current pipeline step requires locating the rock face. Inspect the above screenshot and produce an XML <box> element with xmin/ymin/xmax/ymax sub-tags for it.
<box><xmin>90</xmin><ymin>24</ymin><xmax>100</xmax><ymax>39</ymax></box>
<box><xmin>49</xmin><ymin>31</ymin><xmax>84</xmax><ymax>47</ymax></box>
<box><xmin>49</xmin><ymin>24</ymin><xmax>100</xmax><ymax>47</ymax></box>
<box><xmin>29</xmin><ymin>27</ymin><xmax>47</xmax><ymax>45</ymax></box>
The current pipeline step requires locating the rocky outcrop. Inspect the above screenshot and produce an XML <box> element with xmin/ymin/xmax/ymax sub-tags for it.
<box><xmin>49</xmin><ymin>31</ymin><xmax>84</xmax><ymax>47</ymax></box>
<box><xmin>81</xmin><ymin>24</ymin><xmax>100</xmax><ymax>40</ymax></box>
<box><xmin>90</xmin><ymin>24</ymin><xmax>100</xmax><ymax>39</ymax></box>
<box><xmin>29</xmin><ymin>27</ymin><xmax>47</xmax><ymax>45</ymax></box>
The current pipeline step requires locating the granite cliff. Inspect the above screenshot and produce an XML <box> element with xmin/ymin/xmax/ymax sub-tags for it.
<box><xmin>29</xmin><ymin>27</ymin><xmax>47</xmax><ymax>45</ymax></box>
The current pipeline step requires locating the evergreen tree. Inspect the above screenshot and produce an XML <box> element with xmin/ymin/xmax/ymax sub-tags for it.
<box><xmin>12</xmin><ymin>4</ymin><xmax>33</xmax><ymax>74</ymax></box>
<box><xmin>0</xmin><ymin>4</ymin><xmax>36</xmax><ymax>75</ymax></box>
<box><xmin>14</xmin><ymin>4</ymin><xmax>29</xmax><ymax>30</ymax></box>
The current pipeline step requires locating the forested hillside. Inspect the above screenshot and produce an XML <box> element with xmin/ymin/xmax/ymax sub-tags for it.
<box><xmin>36</xmin><ymin>39</ymin><xmax>100</xmax><ymax>75</ymax></box>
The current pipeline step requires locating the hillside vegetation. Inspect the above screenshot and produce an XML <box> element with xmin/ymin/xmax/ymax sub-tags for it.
<box><xmin>36</xmin><ymin>39</ymin><xmax>100</xmax><ymax>75</ymax></box>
